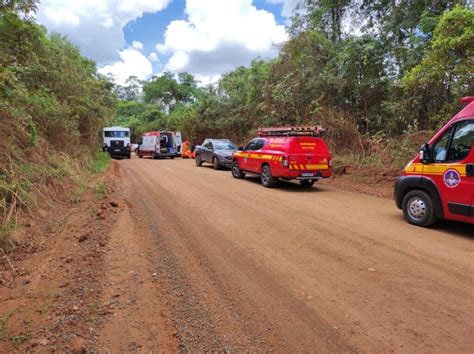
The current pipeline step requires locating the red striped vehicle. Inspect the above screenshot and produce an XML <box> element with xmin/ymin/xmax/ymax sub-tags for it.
<box><xmin>395</xmin><ymin>97</ymin><xmax>474</xmax><ymax>226</ymax></box>
<box><xmin>231</xmin><ymin>126</ymin><xmax>333</xmax><ymax>188</ymax></box>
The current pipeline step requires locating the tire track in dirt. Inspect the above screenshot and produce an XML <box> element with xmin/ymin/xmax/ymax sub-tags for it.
<box><xmin>97</xmin><ymin>191</ymin><xmax>177</xmax><ymax>352</ymax></box>
<box><xmin>111</xmin><ymin>157</ymin><xmax>473</xmax><ymax>352</ymax></box>
<box><xmin>122</xmin><ymin>164</ymin><xmax>354</xmax><ymax>352</ymax></box>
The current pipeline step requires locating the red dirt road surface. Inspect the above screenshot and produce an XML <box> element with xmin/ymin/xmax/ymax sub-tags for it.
<box><xmin>104</xmin><ymin>157</ymin><xmax>473</xmax><ymax>352</ymax></box>
<box><xmin>1</xmin><ymin>157</ymin><xmax>472</xmax><ymax>352</ymax></box>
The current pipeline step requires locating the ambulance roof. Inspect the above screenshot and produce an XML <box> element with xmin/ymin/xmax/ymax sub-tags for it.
<box><xmin>452</xmin><ymin>97</ymin><xmax>474</xmax><ymax>121</ymax></box>
<box><xmin>103</xmin><ymin>126</ymin><xmax>129</xmax><ymax>131</ymax></box>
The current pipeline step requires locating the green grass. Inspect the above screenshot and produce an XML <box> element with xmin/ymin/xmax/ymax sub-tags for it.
<box><xmin>10</xmin><ymin>332</ymin><xmax>31</xmax><ymax>348</ymax></box>
<box><xmin>93</xmin><ymin>181</ymin><xmax>108</xmax><ymax>199</ymax></box>
<box><xmin>89</xmin><ymin>152</ymin><xmax>110</xmax><ymax>174</ymax></box>
<box><xmin>0</xmin><ymin>312</ymin><xmax>13</xmax><ymax>341</ymax></box>
<box><xmin>90</xmin><ymin>299</ymin><xmax>99</xmax><ymax>313</ymax></box>
<box><xmin>71</xmin><ymin>180</ymin><xmax>87</xmax><ymax>204</ymax></box>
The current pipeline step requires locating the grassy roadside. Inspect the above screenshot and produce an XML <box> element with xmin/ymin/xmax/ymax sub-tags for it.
<box><xmin>0</xmin><ymin>151</ymin><xmax>111</xmax><ymax>250</ymax></box>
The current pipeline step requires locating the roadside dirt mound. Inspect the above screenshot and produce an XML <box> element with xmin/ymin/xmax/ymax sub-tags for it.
<box><xmin>0</xmin><ymin>161</ymin><xmax>122</xmax><ymax>351</ymax></box>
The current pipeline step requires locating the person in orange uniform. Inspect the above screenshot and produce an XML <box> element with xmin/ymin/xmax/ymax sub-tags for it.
<box><xmin>181</xmin><ymin>140</ymin><xmax>195</xmax><ymax>159</ymax></box>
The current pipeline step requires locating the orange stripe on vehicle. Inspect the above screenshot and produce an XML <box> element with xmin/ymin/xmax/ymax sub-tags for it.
<box><xmin>405</xmin><ymin>163</ymin><xmax>467</xmax><ymax>176</ymax></box>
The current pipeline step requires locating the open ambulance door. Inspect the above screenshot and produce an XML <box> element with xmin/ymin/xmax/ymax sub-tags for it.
<box><xmin>175</xmin><ymin>131</ymin><xmax>182</xmax><ymax>153</ymax></box>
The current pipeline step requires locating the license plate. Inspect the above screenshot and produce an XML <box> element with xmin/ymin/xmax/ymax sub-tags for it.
<box><xmin>114</xmin><ymin>149</ymin><xmax>121</xmax><ymax>152</ymax></box>
<box><xmin>302</xmin><ymin>172</ymin><xmax>314</xmax><ymax>177</ymax></box>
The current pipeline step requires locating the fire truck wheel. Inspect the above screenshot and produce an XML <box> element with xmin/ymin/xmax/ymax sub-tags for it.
<box><xmin>195</xmin><ymin>154</ymin><xmax>203</xmax><ymax>166</ymax></box>
<box><xmin>231</xmin><ymin>161</ymin><xmax>245</xmax><ymax>179</ymax></box>
<box><xmin>300</xmin><ymin>179</ymin><xmax>315</xmax><ymax>188</ymax></box>
<box><xmin>261</xmin><ymin>165</ymin><xmax>277</xmax><ymax>188</ymax></box>
<box><xmin>213</xmin><ymin>157</ymin><xmax>220</xmax><ymax>170</ymax></box>
<box><xmin>402</xmin><ymin>190</ymin><xmax>437</xmax><ymax>227</ymax></box>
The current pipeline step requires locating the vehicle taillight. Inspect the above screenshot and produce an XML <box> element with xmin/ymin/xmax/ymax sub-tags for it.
<box><xmin>282</xmin><ymin>156</ymin><xmax>289</xmax><ymax>167</ymax></box>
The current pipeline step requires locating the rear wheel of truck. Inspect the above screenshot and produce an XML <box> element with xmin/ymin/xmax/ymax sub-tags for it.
<box><xmin>213</xmin><ymin>157</ymin><xmax>220</xmax><ymax>170</ymax></box>
<box><xmin>300</xmin><ymin>179</ymin><xmax>315</xmax><ymax>188</ymax></box>
<box><xmin>195</xmin><ymin>154</ymin><xmax>202</xmax><ymax>166</ymax></box>
<box><xmin>402</xmin><ymin>190</ymin><xmax>437</xmax><ymax>227</ymax></box>
<box><xmin>261</xmin><ymin>165</ymin><xmax>277</xmax><ymax>188</ymax></box>
<box><xmin>231</xmin><ymin>161</ymin><xmax>245</xmax><ymax>179</ymax></box>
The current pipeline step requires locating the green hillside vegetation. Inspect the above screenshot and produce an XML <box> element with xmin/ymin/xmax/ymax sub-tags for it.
<box><xmin>0</xmin><ymin>1</ymin><xmax>116</xmax><ymax>247</ymax></box>
<box><xmin>1</xmin><ymin>0</ymin><xmax>472</xmax><ymax>246</ymax></box>
<box><xmin>115</xmin><ymin>2</ymin><xmax>473</xmax><ymax>163</ymax></box>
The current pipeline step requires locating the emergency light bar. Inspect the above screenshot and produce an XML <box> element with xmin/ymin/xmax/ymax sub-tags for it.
<box><xmin>257</xmin><ymin>126</ymin><xmax>326</xmax><ymax>137</ymax></box>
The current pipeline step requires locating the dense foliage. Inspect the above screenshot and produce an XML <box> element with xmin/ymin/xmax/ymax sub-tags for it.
<box><xmin>1</xmin><ymin>0</ymin><xmax>472</xmax><ymax>245</ymax></box>
<box><xmin>0</xmin><ymin>2</ymin><xmax>116</xmax><ymax>244</ymax></box>
<box><xmin>116</xmin><ymin>2</ymin><xmax>473</xmax><ymax>152</ymax></box>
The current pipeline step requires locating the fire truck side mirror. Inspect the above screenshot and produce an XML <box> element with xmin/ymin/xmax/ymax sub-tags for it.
<box><xmin>419</xmin><ymin>143</ymin><xmax>431</xmax><ymax>164</ymax></box>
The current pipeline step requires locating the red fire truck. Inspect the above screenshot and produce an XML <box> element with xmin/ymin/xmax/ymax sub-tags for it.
<box><xmin>394</xmin><ymin>97</ymin><xmax>474</xmax><ymax>226</ymax></box>
<box><xmin>231</xmin><ymin>126</ymin><xmax>332</xmax><ymax>188</ymax></box>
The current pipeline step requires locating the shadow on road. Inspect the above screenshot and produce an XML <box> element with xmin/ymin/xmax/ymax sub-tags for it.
<box><xmin>201</xmin><ymin>165</ymin><xmax>232</xmax><ymax>171</ymax></box>
<box><xmin>238</xmin><ymin>175</ymin><xmax>327</xmax><ymax>193</ymax></box>
<box><xmin>391</xmin><ymin>214</ymin><xmax>474</xmax><ymax>239</ymax></box>
<box><xmin>431</xmin><ymin>220</ymin><xmax>474</xmax><ymax>239</ymax></box>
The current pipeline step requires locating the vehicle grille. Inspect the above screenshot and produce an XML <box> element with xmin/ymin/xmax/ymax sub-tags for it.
<box><xmin>110</xmin><ymin>140</ymin><xmax>124</xmax><ymax>147</ymax></box>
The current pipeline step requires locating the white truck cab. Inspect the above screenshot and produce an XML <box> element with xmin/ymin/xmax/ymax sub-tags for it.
<box><xmin>103</xmin><ymin>126</ymin><xmax>131</xmax><ymax>159</ymax></box>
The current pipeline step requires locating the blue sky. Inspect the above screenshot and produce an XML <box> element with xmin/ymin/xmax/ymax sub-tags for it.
<box><xmin>35</xmin><ymin>0</ymin><xmax>298</xmax><ymax>85</ymax></box>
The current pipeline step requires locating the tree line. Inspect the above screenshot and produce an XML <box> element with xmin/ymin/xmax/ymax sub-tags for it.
<box><xmin>115</xmin><ymin>1</ymin><xmax>473</xmax><ymax>154</ymax></box>
<box><xmin>0</xmin><ymin>0</ymin><xmax>116</xmax><ymax>244</ymax></box>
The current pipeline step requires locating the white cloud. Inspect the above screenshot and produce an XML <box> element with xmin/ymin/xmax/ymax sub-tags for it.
<box><xmin>36</xmin><ymin>0</ymin><xmax>170</xmax><ymax>64</ymax></box>
<box><xmin>155</xmin><ymin>43</ymin><xmax>171</xmax><ymax>55</ymax></box>
<box><xmin>195</xmin><ymin>74</ymin><xmax>222</xmax><ymax>86</ymax></box>
<box><xmin>43</xmin><ymin>7</ymin><xmax>80</xmax><ymax>27</ymax></box>
<box><xmin>98</xmin><ymin>48</ymin><xmax>153</xmax><ymax>85</ymax></box>
<box><xmin>156</xmin><ymin>0</ymin><xmax>287</xmax><ymax>81</ymax></box>
<box><xmin>132</xmin><ymin>40</ymin><xmax>144</xmax><ymax>50</ymax></box>
<box><xmin>266</xmin><ymin>0</ymin><xmax>303</xmax><ymax>18</ymax></box>
<box><xmin>148</xmin><ymin>52</ymin><xmax>160</xmax><ymax>62</ymax></box>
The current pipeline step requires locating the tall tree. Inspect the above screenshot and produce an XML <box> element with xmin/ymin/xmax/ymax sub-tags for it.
<box><xmin>402</xmin><ymin>5</ymin><xmax>474</xmax><ymax>129</ymax></box>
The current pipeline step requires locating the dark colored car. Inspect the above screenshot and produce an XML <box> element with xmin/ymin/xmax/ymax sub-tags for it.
<box><xmin>195</xmin><ymin>139</ymin><xmax>237</xmax><ymax>169</ymax></box>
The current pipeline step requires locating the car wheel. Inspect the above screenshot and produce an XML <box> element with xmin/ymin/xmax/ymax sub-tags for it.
<box><xmin>261</xmin><ymin>165</ymin><xmax>277</xmax><ymax>188</ymax></box>
<box><xmin>138</xmin><ymin>152</ymin><xmax>143</xmax><ymax>158</ymax></box>
<box><xmin>231</xmin><ymin>161</ymin><xmax>245</xmax><ymax>179</ymax></box>
<box><xmin>402</xmin><ymin>190</ymin><xmax>437</xmax><ymax>227</ymax></box>
<box><xmin>195</xmin><ymin>154</ymin><xmax>202</xmax><ymax>166</ymax></box>
<box><xmin>127</xmin><ymin>153</ymin><xmax>131</xmax><ymax>159</ymax></box>
<box><xmin>300</xmin><ymin>179</ymin><xmax>315</xmax><ymax>188</ymax></box>
<box><xmin>213</xmin><ymin>157</ymin><xmax>220</xmax><ymax>170</ymax></box>
<box><xmin>170</xmin><ymin>156</ymin><xmax>175</xmax><ymax>159</ymax></box>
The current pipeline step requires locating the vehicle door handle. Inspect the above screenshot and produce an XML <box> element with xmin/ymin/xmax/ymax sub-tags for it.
<box><xmin>466</xmin><ymin>163</ymin><xmax>474</xmax><ymax>177</ymax></box>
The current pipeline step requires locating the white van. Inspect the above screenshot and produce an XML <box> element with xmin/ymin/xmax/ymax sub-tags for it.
<box><xmin>103</xmin><ymin>126</ymin><xmax>131</xmax><ymax>158</ymax></box>
<box><xmin>137</xmin><ymin>131</ymin><xmax>181</xmax><ymax>159</ymax></box>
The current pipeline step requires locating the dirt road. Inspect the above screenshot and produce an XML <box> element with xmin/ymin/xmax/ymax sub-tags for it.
<box><xmin>100</xmin><ymin>157</ymin><xmax>472</xmax><ymax>352</ymax></box>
